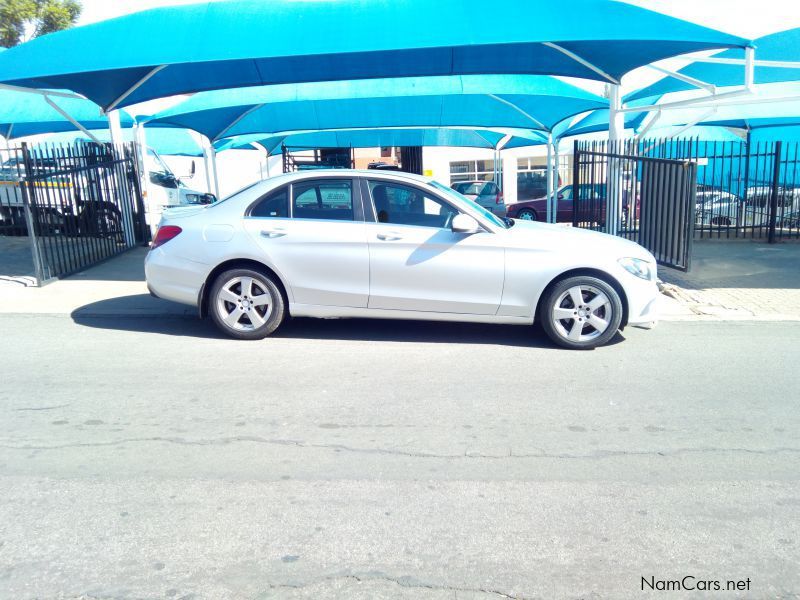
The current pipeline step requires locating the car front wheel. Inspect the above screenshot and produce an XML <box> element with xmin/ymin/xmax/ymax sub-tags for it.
<box><xmin>539</xmin><ymin>276</ymin><xmax>623</xmax><ymax>350</ymax></box>
<box><xmin>517</xmin><ymin>208</ymin><xmax>537</xmax><ymax>221</ymax></box>
<box><xmin>210</xmin><ymin>268</ymin><xmax>285</xmax><ymax>340</ymax></box>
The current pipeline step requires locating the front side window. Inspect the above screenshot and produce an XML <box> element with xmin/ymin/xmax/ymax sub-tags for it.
<box><xmin>250</xmin><ymin>185</ymin><xmax>289</xmax><ymax>218</ymax></box>
<box><xmin>368</xmin><ymin>180</ymin><xmax>458</xmax><ymax>229</ymax></box>
<box><xmin>292</xmin><ymin>179</ymin><xmax>354</xmax><ymax>221</ymax></box>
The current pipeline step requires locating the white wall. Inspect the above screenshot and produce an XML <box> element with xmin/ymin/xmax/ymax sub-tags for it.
<box><xmin>422</xmin><ymin>144</ymin><xmax>553</xmax><ymax>204</ymax></box>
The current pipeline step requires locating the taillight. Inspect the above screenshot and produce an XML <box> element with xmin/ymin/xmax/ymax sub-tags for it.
<box><xmin>496</xmin><ymin>191</ymin><xmax>504</xmax><ymax>204</ymax></box>
<box><xmin>151</xmin><ymin>225</ymin><xmax>182</xmax><ymax>250</ymax></box>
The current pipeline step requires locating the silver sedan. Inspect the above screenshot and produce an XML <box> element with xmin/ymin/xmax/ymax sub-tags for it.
<box><xmin>146</xmin><ymin>170</ymin><xmax>660</xmax><ymax>349</ymax></box>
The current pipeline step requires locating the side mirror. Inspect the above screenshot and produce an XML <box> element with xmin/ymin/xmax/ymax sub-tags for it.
<box><xmin>451</xmin><ymin>213</ymin><xmax>482</xmax><ymax>234</ymax></box>
<box><xmin>557</xmin><ymin>193</ymin><xmax>564</xmax><ymax>200</ymax></box>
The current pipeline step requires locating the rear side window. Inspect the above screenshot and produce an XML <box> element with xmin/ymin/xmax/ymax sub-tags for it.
<box><xmin>250</xmin><ymin>186</ymin><xmax>289</xmax><ymax>218</ymax></box>
<box><xmin>292</xmin><ymin>179</ymin><xmax>354</xmax><ymax>221</ymax></box>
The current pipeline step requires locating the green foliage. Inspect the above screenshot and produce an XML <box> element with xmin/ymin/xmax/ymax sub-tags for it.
<box><xmin>0</xmin><ymin>0</ymin><xmax>82</xmax><ymax>48</ymax></box>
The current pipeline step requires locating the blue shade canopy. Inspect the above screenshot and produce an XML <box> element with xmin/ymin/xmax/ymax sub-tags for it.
<box><xmin>626</xmin><ymin>28</ymin><xmax>800</xmax><ymax>103</ymax></box>
<box><xmin>35</xmin><ymin>127</ymin><xmax>204</xmax><ymax>157</ymax></box>
<box><xmin>145</xmin><ymin>75</ymin><xmax>608</xmax><ymax>141</ymax></box>
<box><xmin>0</xmin><ymin>0</ymin><xmax>749</xmax><ymax>110</ymax></box>
<box><xmin>215</xmin><ymin>128</ymin><xmax>545</xmax><ymax>154</ymax></box>
<box><xmin>565</xmin><ymin>85</ymin><xmax>800</xmax><ymax>138</ymax></box>
<box><xmin>0</xmin><ymin>87</ymin><xmax>133</xmax><ymax>139</ymax></box>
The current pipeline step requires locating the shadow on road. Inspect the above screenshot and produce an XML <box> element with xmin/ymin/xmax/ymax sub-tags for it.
<box><xmin>70</xmin><ymin>294</ymin><xmax>626</xmax><ymax>348</ymax></box>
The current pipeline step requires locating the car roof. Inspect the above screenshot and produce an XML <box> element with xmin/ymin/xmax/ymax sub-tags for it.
<box><xmin>264</xmin><ymin>168</ymin><xmax>435</xmax><ymax>187</ymax></box>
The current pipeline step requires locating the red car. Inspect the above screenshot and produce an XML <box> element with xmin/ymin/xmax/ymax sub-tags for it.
<box><xmin>506</xmin><ymin>184</ymin><xmax>638</xmax><ymax>224</ymax></box>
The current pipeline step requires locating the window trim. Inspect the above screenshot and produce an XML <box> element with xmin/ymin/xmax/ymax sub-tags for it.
<box><xmin>290</xmin><ymin>177</ymin><xmax>363</xmax><ymax>222</ymax></box>
<box><xmin>245</xmin><ymin>183</ymin><xmax>291</xmax><ymax>219</ymax></box>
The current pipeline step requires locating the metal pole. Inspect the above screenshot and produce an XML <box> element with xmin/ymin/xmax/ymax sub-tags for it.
<box><xmin>553</xmin><ymin>137</ymin><xmax>560</xmax><ymax>221</ymax></box>
<box><xmin>546</xmin><ymin>133</ymin><xmax>554</xmax><ymax>223</ymax></box>
<box><xmin>202</xmin><ymin>137</ymin><xmax>215</xmax><ymax>194</ymax></box>
<box><xmin>20</xmin><ymin>143</ymin><xmax>45</xmax><ymax>284</ymax></box>
<box><xmin>607</xmin><ymin>84</ymin><xmax>625</xmax><ymax>235</ymax></box>
<box><xmin>107</xmin><ymin>110</ymin><xmax>135</xmax><ymax>246</ymax></box>
<box><xmin>210</xmin><ymin>145</ymin><xmax>221</xmax><ymax>199</ymax></box>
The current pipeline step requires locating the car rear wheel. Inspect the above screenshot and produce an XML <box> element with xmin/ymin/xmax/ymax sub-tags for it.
<box><xmin>539</xmin><ymin>276</ymin><xmax>623</xmax><ymax>350</ymax></box>
<box><xmin>210</xmin><ymin>268</ymin><xmax>285</xmax><ymax>340</ymax></box>
<box><xmin>517</xmin><ymin>208</ymin><xmax>537</xmax><ymax>221</ymax></box>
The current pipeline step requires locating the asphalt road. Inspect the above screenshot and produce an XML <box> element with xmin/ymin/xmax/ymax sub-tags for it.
<box><xmin>0</xmin><ymin>315</ymin><xmax>798</xmax><ymax>599</ymax></box>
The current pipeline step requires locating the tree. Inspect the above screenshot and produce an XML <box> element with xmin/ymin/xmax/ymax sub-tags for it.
<box><xmin>0</xmin><ymin>0</ymin><xmax>82</xmax><ymax>48</ymax></box>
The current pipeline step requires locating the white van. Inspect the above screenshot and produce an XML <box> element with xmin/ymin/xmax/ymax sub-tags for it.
<box><xmin>142</xmin><ymin>147</ymin><xmax>214</xmax><ymax>234</ymax></box>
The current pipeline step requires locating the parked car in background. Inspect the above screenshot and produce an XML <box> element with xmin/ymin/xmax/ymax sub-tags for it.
<box><xmin>506</xmin><ymin>184</ymin><xmax>607</xmax><ymax>222</ymax></box>
<box><xmin>146</xmin><ymin>170</ymin><xmax>660</xmax><ymax>350</ymax></box>
<box><xmin>451</xmin><ymin>180</ymin><xmax>505</xmax><ymax>216</ymax></box>
<box><xmin>695</xmin><ymin>189</ymin><xmax>742</xmax><ymax>227</ymax></box>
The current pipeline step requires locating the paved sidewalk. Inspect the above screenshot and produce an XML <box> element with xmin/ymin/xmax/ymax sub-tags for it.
<box><xmin>659</xmin><ymin>240</ymin><xmax>800</xmax><ymax>321</ymax></box>
<box><xmin>0</xmin><ymin>247</ymin><xmax>191</xmax><ymax>317</ymax></box>
<box><xmin>1</xmin><ymin>242</ymin><xmax>796</xmax><ymax>323</ymax></box>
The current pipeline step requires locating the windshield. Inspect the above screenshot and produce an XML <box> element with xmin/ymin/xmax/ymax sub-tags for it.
<box><xmin>430</xmin><ymin>181</ymin><xmax>508</xmax><ymax>229</ymax></box>
<box><xmin>453</xmin><ymin>182</ymin><xmax>493</xmax><ymax>196</ymax></box>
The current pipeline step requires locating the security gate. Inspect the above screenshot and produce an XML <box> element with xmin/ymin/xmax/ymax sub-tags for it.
<box><xmin>0</xmin><ymin>141</ymin><xmax>148</xmax><ymax>284</ymax></box>
<box><xmin>573</xmin><ymin>140</ymin><xmax>696</xmax><ymax>272</ymax></box>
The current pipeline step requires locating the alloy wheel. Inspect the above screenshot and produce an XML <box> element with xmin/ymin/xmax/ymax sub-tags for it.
<box><xmin>215</xmin><ymin>276</ymin><xmax>273</xmax><ymax>332</ymax></box>
<box><xmin>551</xmin><ymin>285</ymin><xmax>612</xmax><ymax>343</ymax></box>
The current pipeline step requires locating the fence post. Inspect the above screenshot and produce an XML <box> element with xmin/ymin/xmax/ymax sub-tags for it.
<box><xmin>19</xmin><ymin>143</ymin><xmax>45</xmax><ymax>284</ymax></box>
<box><xmin>768</xmin><ymin>141</ymin><xmax>782</xmax><ymax>244</ymax></box>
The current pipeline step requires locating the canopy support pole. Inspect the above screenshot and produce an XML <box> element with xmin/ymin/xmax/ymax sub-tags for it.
<box><xmin>215</xmin><ymin>104</ymin><xmax>265</xmax><ymax>141</ymax></box>
<box><xmin>0</xmin><ymin>83</ymin><xmax>84</xmax><ymax>99</ymax></box>
<box><xmin>486</xmin><ymin>95</ymin><xmax>548</xmax><ymax>130</ymax></box>
<box><xmin>202</xmin><ymin>137</ymin><xmax>215</xmax><ymax>195</ymax></box>
<box><xmin>635</xmin><ymin>109</ymin><xmax>662</xmax><ymax>140</ymax></box>
<box><xmin>202</xmin><ymin>138</ymin><xmax>221</xmax><ymax>199</ymax></box>
<box><xmin>43</xmin><ymin>95</ymin><xmax>101</xmax><ymax>143</ymax></box>
<box><xmin>547</xmin><ymin>135</ymin><xmax>553</xmax><ymax>223</ymax></box>
<box><xmin>106</xmin><ymin>65</ymin><xmax>167</xmax><ymax>113</ymax></box>
<box><xmin>553</xmin><ymin>137</ymin><xmax>560</xmax><ymax>221</ymax></box>
<box><xmin>543</xmin><ymin>42</ymin><xmax>620</xmax><ymax>84</ymax></box>
<box><xmin>107</xmin><ymin>110</ymin><xmax>125</xmax><ymax>147</ymax></box>
<box><xmin>607</xmin><ymin>84</ymin><xmax>625</xmax><ymax>236</ymax></box>
<box><xmin>647</xmin><ymin>65</ymin><xmax>716</xmax><ymax>94</ymax></box>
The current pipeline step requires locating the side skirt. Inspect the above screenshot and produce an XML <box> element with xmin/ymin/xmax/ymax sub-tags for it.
<box><xmin>289</xmin><ymin>304</ymin><xmax>534</xmax><ymax>326</ymax></box>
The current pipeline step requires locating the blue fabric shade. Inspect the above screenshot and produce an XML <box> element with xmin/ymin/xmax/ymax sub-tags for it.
<box><xmin>145</xmin><ymin>75</ymin><xmax>608</xmax><ymax>141</ymax></box>
<box><xmin>35</xmin><ymin>127</ymin><xmax>204</xmax><ymax>157</ymax></box>
<box><xmin>0</xmin><ymin>87</ymin><xmax>133</xmax><ymax>139</ymax></box>
<box><xmin>0</xmin><ymin>0</ymin><xmax>749</xmax><ymax>110</ymax></box>
<box><xmin>626</xmin><ymin>28</ymin><xmax>800</xmax><ymax>103</ymax></box>
<box><xmin>215</xmin><ymin>128</ymin><xmax>545</xmax><ymax>154</ymax></box>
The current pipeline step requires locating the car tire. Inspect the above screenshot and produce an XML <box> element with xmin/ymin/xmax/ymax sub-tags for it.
<box><xmin>517</xmin><ymin>208</ymin><xmax>538</xmax><ymax>221</ymax></box>
<box><xmin>210</xmin><ymin>268</ymin><xmax>285</xmax><ymax>340</ymax></box>
<box><xmin>539</xmin><ymin>275</ymin><xmax>623</xmax><ymax>350</ymax></box>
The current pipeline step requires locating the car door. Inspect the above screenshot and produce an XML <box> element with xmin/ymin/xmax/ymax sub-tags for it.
<box><xmin>363</xmin><ymin>178</ymin><xmax>504</xmax><ymax>314</ymax></box>
<box><xmin>556</xmin><ymin>185</ymin><xmax>574</xmax><ymax>222</ymax></box>
<box><xmin>242</xmin><ymin>177</ymin><xmax>369</xmax><ymax>308</ymax></box>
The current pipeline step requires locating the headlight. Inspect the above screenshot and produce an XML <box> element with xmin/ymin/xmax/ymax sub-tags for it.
<box><xmin>618</xmin><ymin>257</ymin><xmax>655</xmax><ymax>281</ymax></box>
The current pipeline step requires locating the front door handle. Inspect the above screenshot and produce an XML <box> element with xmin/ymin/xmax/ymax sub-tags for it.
<box><xmin>261</xmin><ymin>228</ymin><xmax>287</xmax><ymax>238</ymax></box>
<box><xmin>377</xmin><ymin>232</ymin><xmax>403</xmax><ymax>241</ymax></box>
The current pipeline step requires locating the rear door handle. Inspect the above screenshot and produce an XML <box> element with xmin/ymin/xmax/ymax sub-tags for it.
<box><xmin>261</xmin><ymin>228</ymin><xmax>287</xmax><ymax>238</ymax></box>
<box><xmin>377</xmin><ymin>232</ymin><xmax>403</xmax><ymax>241</ymax></box>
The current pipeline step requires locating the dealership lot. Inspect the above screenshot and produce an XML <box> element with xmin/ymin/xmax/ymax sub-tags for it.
<box><xmin>1</xmin><ymin>313</ymin><xmax>798</xmax><ymax>598</ymax></box>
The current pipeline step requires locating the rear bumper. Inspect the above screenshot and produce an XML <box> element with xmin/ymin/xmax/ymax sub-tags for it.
<box><xmin>144</xmin><ymin>247</ymin><xmax>207</xmax><ymax>308</ymax></box>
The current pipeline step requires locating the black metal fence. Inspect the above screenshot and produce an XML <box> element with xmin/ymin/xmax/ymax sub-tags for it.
<box><xmin>0</xmin><ymin>141</ymin><xmax>148</xmax><ymax>284</ymax></box>
<box><xmin>639</xmin><ymin>138</ymin><xmax>800</xmax><ymax>242</ymax></box>
<box><xmin>573</xmin><ymin>140</ymin><xmax>696</xmax><ymax>271</ymax></box>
